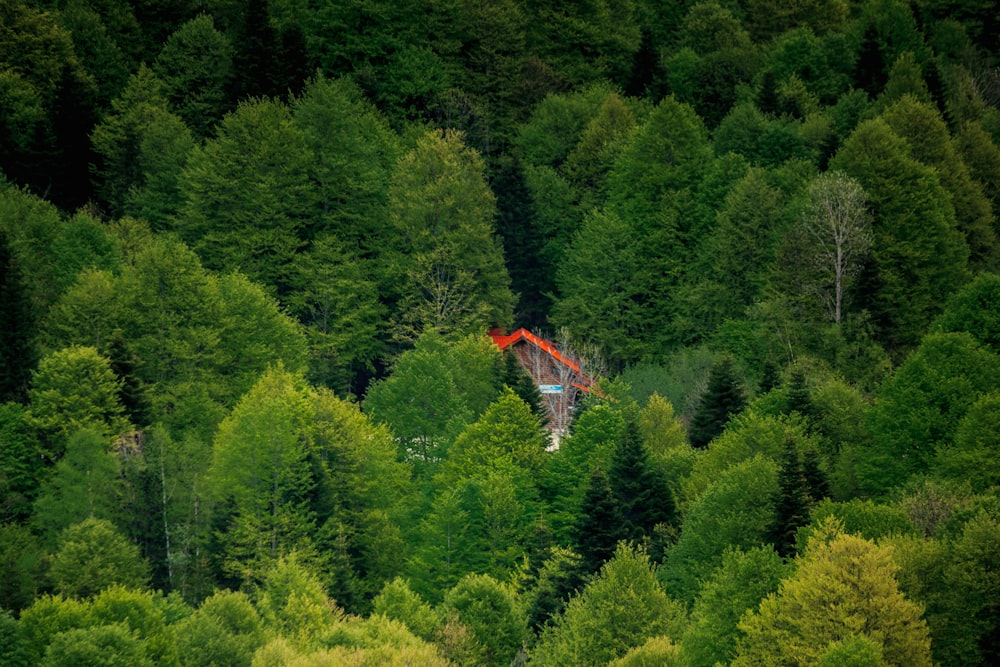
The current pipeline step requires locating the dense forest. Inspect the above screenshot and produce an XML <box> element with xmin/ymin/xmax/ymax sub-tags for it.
<box><xmin>2</xmin><ymin>0</ymin><xmax>1000</xmax><ymax>664</ymax></box>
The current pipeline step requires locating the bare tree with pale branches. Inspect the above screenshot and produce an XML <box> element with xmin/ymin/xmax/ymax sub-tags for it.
<box><xmin>801</xmin><ymin>171</ymin><xmax>873</xmax><ymax>324</ymax></box>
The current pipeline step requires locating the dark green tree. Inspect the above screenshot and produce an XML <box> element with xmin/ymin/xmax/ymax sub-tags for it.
<box><xmin>153</xmin><ymin>14</ymin><xmax>233</xmax><ymax>137</ymax></box>
<box><xmin>228</xmin><ymin>0</ymin><xmax>281</xmax><ymax>100</ymax></box>
<box><xmin>785</xmin><ymin>368</ymin><xmax>813</xmax><ymax>420</ymax></box>
<box><xmin>830</xmin><ymin>118</ymin><xmax>969</xmax><ymax>353</ymax></box>
<box><xmin>768</xmin><ymin>438</ymin><xmax>812</xmax><ymax>557</ymax></box>
<box><xmin>802</xmin><ymin>448</ymin><xmax>830</xmax><ymax>501</ymax></box>
<box><xmin>0</xmin><ymin>228</ymin><xmax>33</xmax><ymax>402</ymax></box>
<box><xmin>608</xmin><ymin>420</ymin><xmax>675</xmax><ymax>541</ymax></box>
<box><xmin>575</xmin><ymin>466</ymin><xmax>628</xmax><ymax>574</ymax></box>
<box><xmin>501</xmin><ymin>351</ymin><xmax>546</xmax><ymax>423</ymax></box>
<box><xmin>881</xmin><ymin>96</ymin><xmax>997</xmax><ymax>271</ymax></box>
<box><xmin>689</xmin><ymin>357</ymin><xmax>746</xmax><ymax>448</ymax></box>
<box><xmin>0</xmin><ymin>523</ymin><xmax>43</xmax><ymax>613</ymax></box>
<box><xmin>175</xmin><ymin>97</ymin><xmax>313</xmax><ymax>296</ymax></box>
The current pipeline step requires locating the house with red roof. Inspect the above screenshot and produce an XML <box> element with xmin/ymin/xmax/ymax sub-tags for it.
<box><xmin>488</xmin><ymin>328</ymin><xmax>594</xmax><ymax>444</ymax></box>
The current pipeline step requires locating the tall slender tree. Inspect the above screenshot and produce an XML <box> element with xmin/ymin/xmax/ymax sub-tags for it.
<box><xmin>689</xmin><ymin>357</ymin><xmax>746</xmax><ymax>448</ymax></box>
<box><xmin>608</xmin><ymin>420</ymin><xmax>675</xmax><ymax>540</ymax></box>
<box><xmin>575</xmin><ymin>466</ymin><xmax>627</xmax><ymax>574</ymax></box>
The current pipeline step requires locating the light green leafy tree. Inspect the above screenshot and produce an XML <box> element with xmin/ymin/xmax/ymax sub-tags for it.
<box><xmin>371</xmin><ymin>578</ymin><xmax>441</xmax><ymax>642</ymax></box>
<box><xmin>256</xmin><ymin>554</ymin><xmax>339</xmax><ymax>651</ymax></box>
<box><xmin>307</xmin><ymin>388</ymin><xmax>411</xmax><ymax>608</ymax></box>
<box><xmin>935</xmin><ymin>393</ymin><xmax>1000</xmax><ymax>492</ymax></box>
<box><xmin>441</xmin><ymin>573</ymin><xmax>528</xmax><ymax>667</ymax></box>
<box><xmin>862</xmin><ymin>332</ymin><xmax>1000</xmax><ymax>493</ymax></box>
<box><xmin>27</xmin><ymin>345</ymin><xmax>128</xmax><ymax>454</ymax></box>
<box><xmin>41</xmin><ymin>623</ymin><xmax>153</xmax><ymax>667</ymax></box>
<box><xmin>680</xmin><ymin>546</ymin><xmax>790</xmax><ymax>667</ymax></box>
<box><xmin>664</xmin><ymin>455</ymin><xmax>779</xmax><ymax>605</ymax></box>
<box><xmin>363</xmin><ymin>331</ymin><xmax>488</xmax><ymax>472</ymax></box>
<box><xmin>31</xmin><ymin>428</ymin><xmax>122</xmax><ymax>544</ymax></box>
<box><xmin>175</xmin><ymin>589</ymin><xmax>266</xmax><ymax>666</ymax></box>
<box><xmin>47</xmin><ymin>517</ymin><xmax>150</xmax><ymax>599</ymax></box>
<box><xmin>530</xmin><ymin>543</ymin><xmax>687</xmax><ymax>666</ymax></box>
<box><xmin>387</xmin><ymin>129</ymin><xmax>513</xmax><ymax>337</ymax></box>
<box><xmin>734</xmin><ymin>517</ymin><xmax>932</xmax><ymax>667</ymax></box>
<box><xmin>89</xmin><ymin>64</ymin><xmax>193</xmax><ymax>222</ymax></box>
<box><xmin>208</xmin><ymin>366</ymin><xmax>317</xmax><ymax>583</ymax></box>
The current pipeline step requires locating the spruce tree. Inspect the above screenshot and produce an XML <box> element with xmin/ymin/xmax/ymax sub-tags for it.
<box><xmin>501</xmin><ymin>350</ymin><xmax>547</xmax><ymax>425</ymax></box>
<box><xmin>0</xmin><ymin>229</ymin><xmax>33</xmax><ymax>402</ymax></box>
<box><xmin>689</xmin><ymin>357</ymin><xmax>746</xmax><ymax>448</ymax></box>
<box><xmin>785</xmin><ymin>368</ymin><xmax>813</xmax><ymax>421</ymax></box>
<box><xmin>768</xmin><ymin>438</ymin><xmax>811</xmax><ymax>558</ymax></box>
<box><xmin>802</xmin><ymin>449</ymin><xmax>830</xmax><ymax>502</ymax></box>
<box><xmin>608</xmin><ymin>420</ymin><xmax>675</xmax><ymax>541</ymax></box>
<box><xmin>575</xmin><ymin>467</ymin><xmax>627</xmax><ymax>574</ymax></box>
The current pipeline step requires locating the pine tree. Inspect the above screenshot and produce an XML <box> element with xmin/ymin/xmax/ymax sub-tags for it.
<box><xmin>768</xmin><ymin>438</ymin><xmax>811</xmax><ymax>558</ymax></box>
<box><xmin>802</xmin><ymin>449</ymin><xmax>830</xmax><ymax>502</ymax></box>
<box><xmin>575</xmin><ymin>467</ymin><xmax>628</xmax><ymax>574</ymax></box>
<box><xmin>689</xmin><ymin>357</ymin><xmax>746</xmax><ymax>448</ymax></box>
<box><xmin>608</xmin><ymin>420</ymin><xmax>675</xmax><ymax>541</ymax></box>
<box><xmin>0</xmin><ymin>228</ymin><xmax>33</xmax><ymax>402</ymax></box>
<box><xmin>785</xmin><ymin>368</ymin><xmax>813</xmax><ymax>421</ymax></box>
<box><xmin>501</xmin><ymin>351</ymin><xmax>547</xmax><ymax>424</ymax></box>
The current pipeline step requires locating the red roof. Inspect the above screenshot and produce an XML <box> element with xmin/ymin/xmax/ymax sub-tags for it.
<box><xmin>488</xmin><ymin>328</ymin><xmax>592</xmax><ymax>392</ymax></box>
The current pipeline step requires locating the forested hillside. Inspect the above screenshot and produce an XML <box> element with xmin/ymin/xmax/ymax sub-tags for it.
<box><xmin>2</xmin><ymin>0</ymin><xmax>1000</xmax><ymax>664</ymax></box>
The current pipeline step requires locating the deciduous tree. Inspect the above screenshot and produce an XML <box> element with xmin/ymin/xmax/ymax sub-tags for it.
<box><xmin>734</xmin><ymin>518</ymin><xmax>932</xmax><ymax>667</ymax></box>
<box><xmin>800</xmin><ymin>171</ymin><xmax>873</xmax><ymax>324</ymax></box>
<box><xmin>388</xmin><ymin>129</ymin><xmax>513</xmax><ymax>337</ymax></box>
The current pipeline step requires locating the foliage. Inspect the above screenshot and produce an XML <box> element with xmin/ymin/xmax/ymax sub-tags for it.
<box><xmin>861</xmin><ymin>332</ymin><xmax>1000</xmax><ymax>493</ymax></box>
<box><xmin>680</xmin><ymin>546</ymin><xmax>790</xmax><ymax>667</ymax></box>
<box><xmin>530</xmin><ymin>544</ymin><xmax>686</xmax><ymax>666</ymax></box>
<box><xmin>27</xmin><ymin>346</ymin><xmax>128</xmax><ymax>452</ymax></box>
<box><xmin>734</xmin><ymin>517</ymin><xmax>932</xmax><ymax>667</ymax></box>
<box><xmin>664</xmin><ymin>455</ymin><xmax>779</xmax><ymax>605</ymax></box>
<box><xmin>387</xmin><ymin>129</ymin><xmax>513</xmax><ymax>337</ymax></box>
<box><xmin>688</xmin><ymin>357</ymin><xmax>746</xmax><ymax>448</ymax></box>
<box><xmin>48</xmin><ymin>517</ymin><xmax>149</xmax><ymax>598</ymax></box>
<box><xmin>441</xmin><ymin>573</ymin><xmax>527</xmax><ymax>667</ymax></box>
<box><xmin>3</xmin><ymin>1</ymin><xmax>1000</xmax><ymax>660</ymax></box>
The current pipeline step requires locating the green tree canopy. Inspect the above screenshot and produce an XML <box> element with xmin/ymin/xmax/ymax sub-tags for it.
<box><xmin>530</xmin><ymin>543</ymin><xmax>686</xmax><ymax>666</ymax></box>
<box><xmin>734</xmin><ymin>518</ymin><xmax>932</xmax><ymax>667</ymax></box>
<box><xmin>47</xmin><ymin>517</ymin><xmax>149</xmax><ymax>598</ymax></box>
<box><xmin>387</xmin><ymin>129</ymin><xmax>513</xmax><ymax>336</ymax></box>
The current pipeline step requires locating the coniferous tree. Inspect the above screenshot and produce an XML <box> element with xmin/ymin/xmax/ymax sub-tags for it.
<box><xmin>228</xmin><ymin>0</ymin><xmax>281</xmax><ymax>101</ymax></box>
<box><xmin>106</xmin><ymin>334</ymin><xmax>150</xmax><ymax>427</ymax></box>
<box><xmin>768</xmin><ymin>438</ymin><xmax>811</xmax><ymax>558</ymax></box>
<box><xmin>689</xmin><ymin>357</ymin><xmax>746</xmax><ymax>448</ymax></box>
<box><xmin>575</xmin><ymin>466</ymin><xmax>628</xmax><ymax>574</ymax></box>
<box><xmin>608</xmin><ymin>420</ymin><xmax>675</xmax><ymax>541</ymax></box>
<box><xmin>802</xmin><ymin>448</ymin><xmax>830</xmax><ymax>502</ymax></box>
<box><xmin>0</xmin><ymin>228</ymin><xmax>33</xmax><ymax>402</ymax></box>
<box><xmin>501</xmin><ymin>350</ymin><xmax>546</xmax><ymax>424</ymax></box>
<box><xmin>785</xmin><ymin>368</ymin><xmax>813</xmax><ymax>420</ymax></box>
